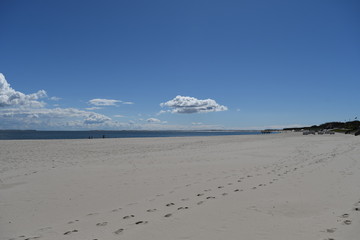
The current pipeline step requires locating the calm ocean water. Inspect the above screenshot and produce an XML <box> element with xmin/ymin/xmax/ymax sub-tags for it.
<box><xmin>0</xmin><ymin>130</ymin><xmax>267</xmax><ymax>140</ymax></box>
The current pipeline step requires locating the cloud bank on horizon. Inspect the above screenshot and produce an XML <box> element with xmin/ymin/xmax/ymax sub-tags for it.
<box><xmin>0</xmin><ymin>74</ymin><xmax>229</xmax><ymax>130</ymax></box>
<box><xmin>0</xmin><ymin>74</ymin><xmax>123</xmax><ymax>129</ymax></box>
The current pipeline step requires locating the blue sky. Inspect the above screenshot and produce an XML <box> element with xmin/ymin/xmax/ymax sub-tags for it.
<box><xmin>0</xmin><ymin>0</ymin><xmax>359</xmax><ymax>130</ymax></box>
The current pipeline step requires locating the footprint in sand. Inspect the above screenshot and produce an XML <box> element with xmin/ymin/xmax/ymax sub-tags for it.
<box><xmin>38</xmin><ymin>227</ymin><xmax>52</xmax><ymax>231</ymax></box>
<box><xmin>197</xmin><ymin>193</ymin><xmax>204</xmax><ymax>197</ymax></box>
<box><xmin>123</xmin><ymin>215</ymin><xmax>135</xmax><ymax>219</ymax></box>
<box><xmin>228</xmin><ymin>183</ymin><xmax>233</xmax><ymax>185</ymax></box>
<box><xmin>354</xmin><ymin>207</ymin><xmax>360</xmax><ymax>211</ymax></box>
<box><xmin>222</xmin><ymin>193</ymin><xmax>228</xmax><ymax>196</ymax></box>
<box><xmin>96</xmin><ymin>222</ymin><xmax>108</xmax><ymax>227</ymax></box>
<box><xmin>147</xmin><ymin>208</ymin><xmax>157</xmax><ymax>212</ymax></box>
<box><xmin>127</xmin><ymin>202</ymin><xmax>138</xmax><ymax>206</ymax></box>
<box><xmin>87</xmin><ymin>213</ymin><xmax>98</xmax><ymax>216</ymax></box>
<box><xmin>67</xmin><ymin>220</ymin><xmax>79</xmax><ymax>224</ymax></box>
<box><xmin>114</xmin><ymin>228</ymin><xmax>124</xmax><ymax>234</ymax></box>
<box><xmin>181</xmin><ymin>198</ymin><xmax>189</xmax><ymax>201</ymax></box>
<box><xmin>135</xmin><ymin>221</ymin><xmax>148</xmax><ymax>225</ymax></box>
<box><xmin>177</xmin><ymin>207</ymin><xmax>189</xmax><ymax>210</ymax></box>
<box><xmin>343</xmin><ymin>220</ymin><xmax>352</xmax><ymax>225</ymax></box>
<box><xmin>218</xmin><ymin>186</ymin><xmax>224</xmax><ymax>189</ymax></box>
<box><xmin>111</xmin><ymin>208</ymin><xmax>122</xmax><ymax>212</ymax></box>
<box><xmin>207</xmin><ymin>196</ymin><xmax>215</xmax><ymax>199</ymax></box>
<box><xmin>234</xmin><ymin>189</ymin><xmax>242</xmax><ymax>192</ymax></box>
<box><xmin>164</xmin><ymin>213</ymin><xmax>172</xmax><ymax>217</ymax></box>
<box><xmin>340</xmin><ymin>213</ymin><xmax>349</xmax><ymax>218</ymax></box>
<box><xmin>64</xmin><ymin>229</ymin><xmax>78</xmax><ymax>235</ymax></box>
<box><xmin>166</xmin><ymin>203</ymin><xmax>175</xmax><ymax>207</ymax></box>
<box><xmin>252</xmin><ymin>187</ymin><xmax>257</xmax><ymax>189</ymax></box>
<box><xmin>326</xmin><ymin>228</ymin><xmax>336</xmax><ymax>233</ymax></box>
<box><xmin>197</xmin><ymin>201</ymin><xmax>204</xmax><ymax>205</ymax></box>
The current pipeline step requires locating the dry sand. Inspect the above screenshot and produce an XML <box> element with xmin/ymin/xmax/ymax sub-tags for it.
<box><xmin>1</xmin><ymin>133</ymin><xmax>360</xmax><ymax>240</ymax></box>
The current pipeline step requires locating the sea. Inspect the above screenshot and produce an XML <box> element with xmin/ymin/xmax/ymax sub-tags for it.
<box><xmin>0</xmin><ymin>130</ymin><xmax>271</xmax><ymax>140</ymax></box>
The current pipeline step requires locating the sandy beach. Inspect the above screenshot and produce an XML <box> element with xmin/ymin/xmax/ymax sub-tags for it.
<box><xmin>1</xmin><ymin>133</ymin><xmax>360</xmax><ymax>240</ymax></box>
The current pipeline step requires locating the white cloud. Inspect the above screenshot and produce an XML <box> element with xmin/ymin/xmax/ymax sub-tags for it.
<box><xmin>146</xmin><ymin>118</ymin><xmax>167</xmax><ymax>124</ymax></box>
<box><xmin>192</xmin><ymin>122</ymin><xmax>203</xmax><ymax>125</ymax></box>
<box><xmin>0</xmin><ymin>74</ymin><xmax>228</xmax><ymax>131</ymax></box>
<box><xmin>89</xmin><ymin>98</ymin><xmax>120</xmax><ymax>106</ymax></box>
<box><xmin>156</xmin><ymin>110</ymin><xmax>167</xmax><ymax>115</ymax></box>
<box><xmin>0</xmin><ymin>73</ymin><xmax>47</xmax><ymax>108</ymax></box>
<box><xmin>0</xmin><ymin>105</ymin><xmax>224</xmax><ymax>130</ymax></box>
<box><xmin>0</xmin><ymin>107</ymin><xmax>101</xmax><ymax>119</ymax></box>
<box><xmin>50</xmin><ymin>96</ymin><xmax>61</xmax><ymax>101</ymax></box>
<box><xmin>146</xmin><ymin>118</ymin><xmax>161</xmax><ymax>123</ymax></box>
<box><xmin>84</xmin><ymin>113</ymin><xmax>111</xmax><ymax>124</ymax></box>
<box><xmin>160</xmin><ymin>95</ymin><xmax>228</xmax><ymax>114</ymax></box>
<box><xmin>0</xmin><ymin>107</ymin><xmax>114</xmax><ymax>129</ymax></box>
<box><xmin>88</xmin><ymin>98</ymin><xmax>134</xmax><ymax>106</ymax></box>
<box><xmin>85</xmin><ymin>107</ymin><xmax>102</xmax><ymax>110</ymax></box>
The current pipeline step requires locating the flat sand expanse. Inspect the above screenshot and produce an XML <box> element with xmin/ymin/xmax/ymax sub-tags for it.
<box><xmin>1</xmin><ymin>133</ymin><xmax>360</xmax><ymax>240</ymax></box>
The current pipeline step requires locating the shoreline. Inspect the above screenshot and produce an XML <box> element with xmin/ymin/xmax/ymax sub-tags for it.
<box><xmin>1</xmin><ymin>133</ymin><xmax>359</xmax><ymax>240</ymax></box>
<box><xmin>0</xmin><ymin>129</ymin><xmax>279</xmax><ymax>141</ymax></box>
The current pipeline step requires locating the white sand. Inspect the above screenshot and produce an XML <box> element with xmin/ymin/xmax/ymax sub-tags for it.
<box><xmin>1</xmin><ymin>133</ymin><xmax>360</xmax><ymax>240</ymax></box>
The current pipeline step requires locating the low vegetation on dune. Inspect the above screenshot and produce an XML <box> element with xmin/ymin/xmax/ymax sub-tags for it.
<box><xmin>284</xmin><ymin>121</ymin><xmax>360</xmax><ymax>135</ymax></box>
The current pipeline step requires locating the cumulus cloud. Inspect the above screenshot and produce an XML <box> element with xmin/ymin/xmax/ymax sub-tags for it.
<box><xmin>84</xmin><ymin>113</ymin><xmax>111</xmax><ymax>124</ymax></box>
<box><xmin>89</xmin><ymin>98</ymin><xmax>120</xmax><ymax>106</ymax></box>
<box><xmin>0</xmin><ymin>107</ymin><xmax>114</xmax><ymax>129</ymax></box>
<box><xmin>0</xmin><ymin>107</ymin><xmax>104</xmax><ymax>119</ymax></box>
<box><xmin>146</xmin><ymin>118</ymin><xmax>167</xmax><ymax>124</ymax></box>
<box><xmin>160</xmin><ymin>95</ymin><xmax>228</xmax><ymax>114</ymax></box>
<box><xmin>146</xmin><ymin>118</ymin><xmax>161</xmax><ymax>123</ymax></box>
<box><xmin>0</xmin><ymin>73</ymin><xmax>47</xmax><ymax>108</ymax></box>
<box><xmin>0</xmin><ymin>74</ymin><xmax>141</xmax><ymax>130</ymax></box>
